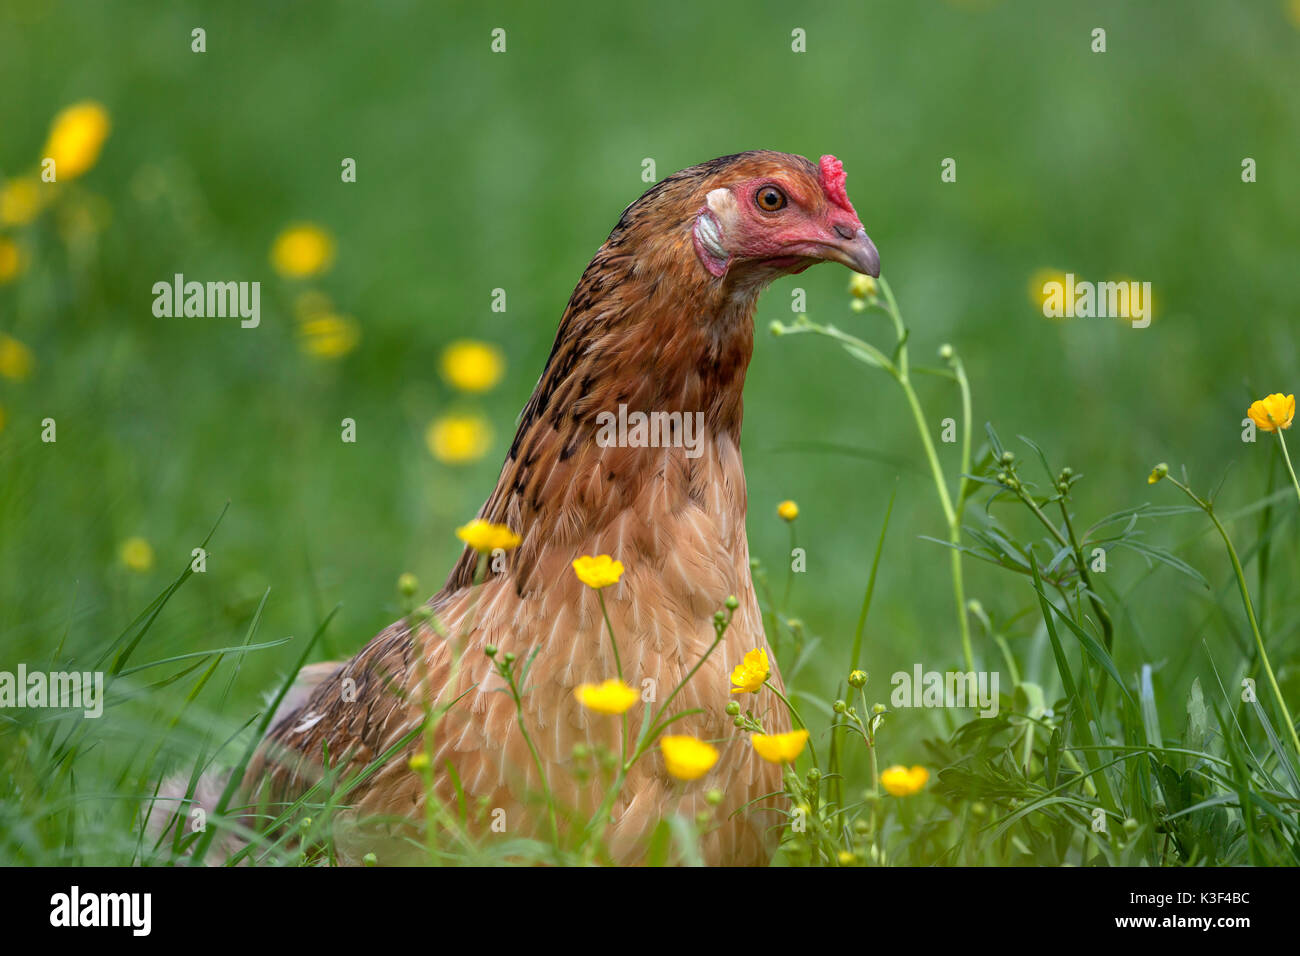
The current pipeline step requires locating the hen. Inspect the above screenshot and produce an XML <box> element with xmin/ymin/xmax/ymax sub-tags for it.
<box><xmin>240</xmin><ymin>150</ymin><xmax>879</xmax><ymax>865</ymax></box>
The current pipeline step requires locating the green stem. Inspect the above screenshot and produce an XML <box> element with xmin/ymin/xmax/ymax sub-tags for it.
<box><xmin>1277</xmin><ymin>432</ymin><xmax>1300</xmax><ymax>510</ymax></box>
<box><xmin>1058</xmin><ymin>498</ymin><xmax>1115</xmax><ymax>651</ymax></box>
<box><xmin>782</xmin><ymin>524</ymin><xmax>797</xmax><ymax>610</ymax></box>
<box><xmin>596</xmin><ymin>589</ymin><xmax>630</xmax><ymax>765</ymax></box>
<box><xmin>764</xmin><ymin>679</ymin><xmax>819</xmax><ymax>767</ymax></box>
<box><xmin>504</xmin><ymin>669</ymin><xmax>561</xmax><ymax>844</ymax></box>
<box><xmin>597</xmin><ymin>590</ymin><xmax>623</xmax><ymax>680</ymax></box>
<box><xmin>1165</xmin><ymin>475</ymin><xmax>1300</xmax><ymax>760</ymax></box>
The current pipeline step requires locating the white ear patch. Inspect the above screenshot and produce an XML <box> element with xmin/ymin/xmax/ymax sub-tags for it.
<box><xmin>693</xmin><ymin>188</ymin><xmax>737</xmax><ymax>277</ymax></box>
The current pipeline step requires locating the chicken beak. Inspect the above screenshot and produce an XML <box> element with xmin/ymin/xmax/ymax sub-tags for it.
<box><xmin>826</xmin><ymin>226</ymin><xmax>881</xmax><ymax>277</ymax></box>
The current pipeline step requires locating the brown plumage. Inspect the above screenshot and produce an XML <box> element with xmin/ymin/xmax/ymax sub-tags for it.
<box><xmin>239</xmin><ymin>150</ymin><xmax>879</xmax><ymax>865</ymax></box>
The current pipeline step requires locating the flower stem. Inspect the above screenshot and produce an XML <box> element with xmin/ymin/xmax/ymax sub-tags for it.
<box><xmin>1165</xmin><ymin>474</ymin><xmax>1300</xmax><ymax>760</ymax></box>
<box><xmin>764</xmin><ymin>679</ymin><xmax>819</xmax><ymax>767</ymax></box>
<box><xmin>1276</xmin><ymin>432</ymin><xmax>1300</xmax><ymax>510</ymax></box>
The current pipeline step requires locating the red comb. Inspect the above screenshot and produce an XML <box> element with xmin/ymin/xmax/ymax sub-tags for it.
<box><xmin>819</xmin><ymin>154</ymin><xmax>858</xmax><ymax>219</ymax></box>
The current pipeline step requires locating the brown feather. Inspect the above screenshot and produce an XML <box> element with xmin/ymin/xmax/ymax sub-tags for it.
<box><xmin>241</xmin><ymin>152</ymin><xmax>831</xmax><ymax>865</ymax></box>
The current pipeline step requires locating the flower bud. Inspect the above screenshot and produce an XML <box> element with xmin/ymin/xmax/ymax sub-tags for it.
<box><xmin>847</xmin><ymin>669</ymin><xmax>868</xmax><ymax>689</ymax></box>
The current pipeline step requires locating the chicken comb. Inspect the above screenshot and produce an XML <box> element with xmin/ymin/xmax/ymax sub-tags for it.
<box><xmin>818</xmin><ymin>154</ymin><xmax>858</xmax><ymax>220</ymax></box>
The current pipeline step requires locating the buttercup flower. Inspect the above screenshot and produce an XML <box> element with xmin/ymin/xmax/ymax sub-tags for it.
<box><xmin>298</xmin><ymin>313</ymin><xmax>360</xmax><ymax>359</ymax></box>
<box><xmin>408</xmin><ymin>752</ymin><xmax>430</xmax><ymax>772</ymax></box>
<box><xmin>270</xmin><ymin>223</ymin><xmax>335</xmax><ymax>278</ymax></box>
<box><xmin>730</xmin><ymin>648</ymin><xmax>770</xmax><ymax>694</ymax></box>
<box><xmin>574</xmin><ymin>679</ymin><xmax>639</xmax><ymax>715</ymax></box>
<box><xmin>1147</xmin><ymin>462</ymin><xmax>1168</xmax><ymax>485</ymax></box>
<box><xmin>751</xmin><ymin>728</ymin><xmax>809</xmax><ymax>764</ymax></box>
<box><xmin>0</xmin><ymin>335</ymin><xmax>34</xmax><ymax>382</ymax></box>
<box><xmin>848</xmin><ymin>273</ymin><xmax>876</xmax><ymax>298</ymax></box>
<box><xmin>1029</xmin><ymin>268</ymin><xmax>1068</xmax><ymax>313</ymax></box>
<box><xmin>572</xmin><ymin>554</ymin><xmax>624</xmax><ymax>589</ymax></box>
<box><xmin>0</xmin><ymin>177</ymin><xmax>43</xmax><ymax>226</ymax></box>
<box><xmin>440</xmin><ymin>340</ymin><xmax>505</xmax><ymax>393</ymax></box>
<box><xmin>1247</xmin><ymin>393</ymin><xmax>1295</xmax><ymax>433</ymax></box>
<box><xmin>777</xmin><ymin>500</ymin><xmax>799</xmax><ymax>522</ymax></box>
<box><xmin>426</xmin><ymin>414</ymin><xmax>493</xmax><ymax>464</ymax></box>
<box><xmin>43</xmin><ymin>102</ymin><xmax>111</xmax><ymax>180</ymax></box>
<box><xmin>120</xmin><ymin>537</ymin><xmax>155</xmax><ymax>573</ymax></box>
<box><xmin>660</xmin><ymin>735</ymin><xmax>719</xmax><ymax>781</ymax></box>
<box><xmin>0</xmin><ymin>238</ymin><xmax>22</xmax><ymax>284</ymax></box>
<box><xmin>455</xmin><ymin>519</ymin><xmax>521</xmax><ymax>553</ymax></box>
<box><xmin>880</xmin><ymin>764</ymin><xmax>929</xmax><ymax>796</ymax></box>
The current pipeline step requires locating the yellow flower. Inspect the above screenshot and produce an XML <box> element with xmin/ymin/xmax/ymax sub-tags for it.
<box><xmin>848</xmin><ymin>273</ymin><xmax>876</xmax><ymax>298</ymax></box>
<box><xmin>455</xmin><ymin>518</ymin><xmax>521</xmax><ymax>553</ymax></box>
<box><xmin>408</xmin><ymin>752</ymin><xmax>430</xmax><ymax>772</ymax></box>
<box><xmin>1029</xmin><ymin>268</ymin><xmax>1068</xmax><ymax>313</ymax></box>
<box><xmin>660</xmin><ymin>735</ymin><xmax>719</xmax><ymax>781</ymax></box>
<box><xmin>120</xmin><ymin>537</ymin><xmax>155</xmax><ymax>573</ymax></box>
<box><xmin>1247</xmin><ymin>393</ymin><xmax>1295</xmax><ymax>433</ymax></box>
<box><xmin>43</xmin><ymin>102</ymin><xmax>111</xmax><ymax>180</ymax></box>
<box><xmin>880</xmin><ymin>764</ymin><xmax>929</xmax><ymax>796</ymax></box>
<box><xmin>572</xmin><ymin>554</ymin><xmax>624</xmax><ymax>589</ymax></box>
<box><xmin>0</xmin><ymin>335</ymin><xmax>34</xmax><ymax>382</ymax></box>
<box><xmin>751</xmin><ymin>729</ymin><xmax>809</xmax><ymax>764</ymax></box>
<box><xmin>298</xmin><ymin>313</ymin><xmax>360</xmax><ymax>359</ymax></box>
<box><xmin>0</xmin><ymin>177</ymin><xmax>44</xmax><ymax>226</ymax></box>
<box><xmin>270</xmin><ymin>223</ymin><xmax>335</xmax><ymax>278</ymax></box>
<box><xmin>574</xmin><ymin>679</ymin><xmax>639</xmax><ymax>715</ymax></box>
<box><xmin>440</xmin><ymin>340</ymin><xmax>506</xmax><ymax>393</ymax></box>
<box><xmin>1147</xmin><ymin>462</ymin><xmax>1168</xmax><ymax>485</ymax></box>
<box><xmin>0</xmin><ymin>238</ymin><xmax>22</xmax><ymax>284</ymax></box>
<box><xmin>777</xmin><ymin>499</ymin><xmax>798</xmax><ymax>522</ymax></box>
<box><xmin>426</xmin><ymin>414</ymin><xmax>492</xmax><ymax>464</ymax></box>
<box><xmin>730</xmin><ymin>648</ymin><xmax>770</xmax><ymax>694</ymax></box>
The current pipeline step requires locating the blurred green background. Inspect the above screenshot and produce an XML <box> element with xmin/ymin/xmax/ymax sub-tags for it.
<box><xmin>1</xmin><ymin>0</ymin><xmax>1298</xmax><ymax>761</ymax></box>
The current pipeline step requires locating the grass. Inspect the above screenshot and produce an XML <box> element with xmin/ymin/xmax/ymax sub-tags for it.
<box><xmin>3</xmin><ymin>276</ymin><xmax>1297</xmax><ymax>867</ymax></box>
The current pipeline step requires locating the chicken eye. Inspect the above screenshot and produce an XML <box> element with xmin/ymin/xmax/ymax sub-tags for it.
<box><xmin>755</xmin><ymin>186</ymin><xmax>787</xmax><ymax>212</ymax></box>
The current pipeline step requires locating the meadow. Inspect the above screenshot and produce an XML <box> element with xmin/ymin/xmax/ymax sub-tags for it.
<box><xmin>1</xmin><ymin>0</ymin><xmax>1298</xmax><ymax>866</ymax></box>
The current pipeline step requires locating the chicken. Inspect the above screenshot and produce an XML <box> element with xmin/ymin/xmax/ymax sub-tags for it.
<box><xmin>241</xmin><ymin>150</ymin><xmax>880</xmax><ymax>865</ymax></box>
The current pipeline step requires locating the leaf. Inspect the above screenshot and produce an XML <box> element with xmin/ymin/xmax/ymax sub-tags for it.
<box><xmin>1185</xmin><ymin>678</ymin><xmax>1209</xmax><ymax>751</ymax></box>
<box><xmin>1139</xmin><ymin>664</ymin><xmax>1162</xmax><ymax>749</ymax></box>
